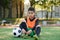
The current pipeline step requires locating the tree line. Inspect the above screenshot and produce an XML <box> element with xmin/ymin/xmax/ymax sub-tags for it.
<box><xmin>0</xmin><ymin>0</ymin><xmax>60</xmax><ymax>18</ymax></box>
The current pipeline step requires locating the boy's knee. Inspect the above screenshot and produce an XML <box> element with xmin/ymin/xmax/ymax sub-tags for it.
<box><xmin>21</xmin><ymin>22</ymin><xmax>26</xmax><ymax>25</ymax></box>
<box><xmin>22</xmin><ymin>20</ymin><xmax>26</xmax><ymax>23</ymax></box>
<box><xmin>36</xmin><ymin>25</ymin><xmax>41</xmax><ymax>32</ymax></box>
<box><xmin>20</xmin><ymin>22</ymin><xmax>27</xmax><ymax>27</ymax></box>
<box><xmin>36</xmin><ymin>25</ymin><xmax>41</xmax><ymax>28</ymax></box>
<box><xmin>20</xmin><ymin>22</ymin><xmax>28</xmax><ymax>32</ymax></box>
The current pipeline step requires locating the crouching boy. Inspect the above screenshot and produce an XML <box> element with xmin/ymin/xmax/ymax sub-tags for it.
<box><xmin>19</xmin><ymin>7</ymin><xmax>41</xmax><ymax>40</ymax></box>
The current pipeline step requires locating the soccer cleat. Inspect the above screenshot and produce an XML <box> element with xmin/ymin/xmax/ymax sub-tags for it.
<box><xmin>33</xmin><ymin>35</ymin><xmax>39</xmax><ymax>40</ymax></box>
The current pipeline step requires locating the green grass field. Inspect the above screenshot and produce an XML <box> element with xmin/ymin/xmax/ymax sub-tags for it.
<box><xmin>0</xmin><ymin>27</ymin><xmax>60</xmax><ymax>40</ymax></box>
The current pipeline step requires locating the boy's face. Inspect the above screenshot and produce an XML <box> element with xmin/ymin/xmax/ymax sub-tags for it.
<box><xmin>28</xmin><ymin>11</ymin><xmax>35</xmax><ymax>19</ymax></box>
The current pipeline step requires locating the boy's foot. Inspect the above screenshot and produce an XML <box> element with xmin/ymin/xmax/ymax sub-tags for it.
<box><xmin>33</xmin><ymin>35</ymin><xmax>39</xmax><ymax>40</ymax></box>
<box><xmin>21</xmin><ymin>34</ymin><xmax>28</xmax><ymax>39</ymax></box>
<box><xmin>21</xmin><ymin>33</ymin><xmax>25</xmax><ymax>37</ymax></box>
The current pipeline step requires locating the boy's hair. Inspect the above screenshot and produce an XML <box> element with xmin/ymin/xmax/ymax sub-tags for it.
<box><xmin>28</xmin><ymin>7</ymin><xmax>35</xmax><ymax>12</ymax></box>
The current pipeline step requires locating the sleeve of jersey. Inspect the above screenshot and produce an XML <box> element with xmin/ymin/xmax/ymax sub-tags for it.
<box><xmin>32</xmin><ymin>19</ymin><xmax>40</xmax><ymax>31</ymax></box>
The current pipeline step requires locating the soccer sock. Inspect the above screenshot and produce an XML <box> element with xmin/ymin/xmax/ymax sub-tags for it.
<box><xmin>36</xmin><ymin>27</ymin><xmax>41</xmax><ymax>36</ymax></box>
<box><xmin>20</xmin><ymin>22</ymin><xmax>28</xmax><ymax>31</ymax></box>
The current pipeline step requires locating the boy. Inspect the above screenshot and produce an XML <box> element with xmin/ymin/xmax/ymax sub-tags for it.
<box><xmin>19</xmin><ymin>7</ymin><xmax>41</xmax><ymax>40</ymax></box>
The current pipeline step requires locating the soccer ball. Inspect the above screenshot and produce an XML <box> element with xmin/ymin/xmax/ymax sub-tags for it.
<box><xmin>13</xmin><ymin>27</ymin><xmax>22</xmax><ymax>37</ymax></box>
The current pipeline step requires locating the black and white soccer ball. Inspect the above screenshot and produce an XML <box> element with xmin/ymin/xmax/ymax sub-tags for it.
<box><xmin>13</xmin><ymin>27</ymin><xmax>22</xmax><ymax>37</ymax></box>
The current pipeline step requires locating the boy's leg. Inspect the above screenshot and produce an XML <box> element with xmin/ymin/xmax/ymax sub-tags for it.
<box><xmin>19</xmin><ymin>22</ymin><xmax>28</xmax><ymax>38</ymax></box>
<box><xmin>19</xmin><ymin>22</ymin><xmax>28</xmax><ymax>32</ymax></box>
<box><xmin>27</xmin><ymin>28</ymin><xmax>35</xmax><ymax>37</ymax></box>
<box><xmin>19</xmin><ymin>22</ymin><xmax>34</xmax><ymax>36</ymax></box>
<box><xmin>35</xmin><ymin>25</ymin><xmax>41</xmax><ymax>36</ymax></box>
<box><xmin>27</xmin><ymin>25</ymin><xmax>41</xmax><ymax>37</ymax></box>
<box><xmin>33</xmin><ymin>25</ymin><xmax>41</xmax><ymax>40</ymax></box>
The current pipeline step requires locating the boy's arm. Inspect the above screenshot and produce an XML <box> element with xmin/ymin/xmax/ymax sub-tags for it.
<box><xmin>32</xmin><ymin>19</ymin><xmax>40</xmax><ymax>30</ymax></box>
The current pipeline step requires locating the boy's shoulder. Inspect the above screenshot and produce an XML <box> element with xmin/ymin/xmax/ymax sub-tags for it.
<box><xmin>24</xmin><ymin>17</ymin><xmax>39</xmax><ymax>22</ymax></box>
<box><xmin>35</xmin><ymin>18</ymin><xmax>39</xmax><ymax>22</ymax></box>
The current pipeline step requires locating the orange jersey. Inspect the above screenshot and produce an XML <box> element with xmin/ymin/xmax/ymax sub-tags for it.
<box><xmin>26</xmin><ymin>17</ymin><xmax>37</xmax><ymax>28</ymax></box>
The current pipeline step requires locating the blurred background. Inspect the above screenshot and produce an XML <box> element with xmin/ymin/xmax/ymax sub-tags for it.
<box><xmin>0</xmin><ymin>0</ymin><xmax>60</xmax><ymax>26</ymax></box>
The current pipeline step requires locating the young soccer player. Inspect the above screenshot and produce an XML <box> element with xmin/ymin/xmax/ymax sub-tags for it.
<box><xmin>19</xmin><ymin>7</ymin><xmax>41</xmax><ymax>40</ymax></box>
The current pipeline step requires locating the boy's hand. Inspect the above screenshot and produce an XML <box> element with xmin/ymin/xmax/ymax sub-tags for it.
<box><xmin>26</xmin><ymin>30</ymin><xmax>32</xmax><ymax>34</ymax></box>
